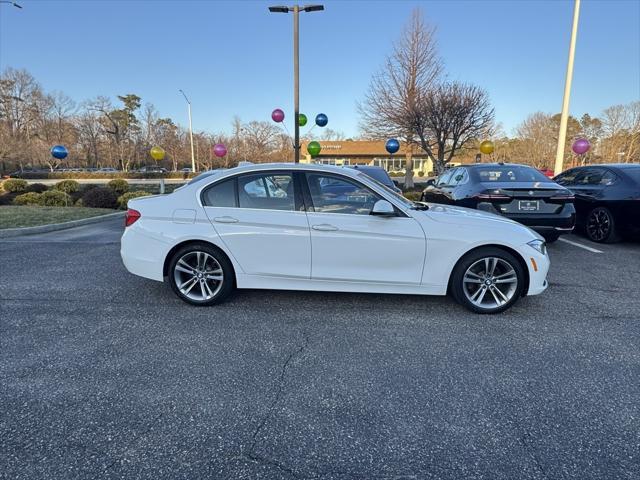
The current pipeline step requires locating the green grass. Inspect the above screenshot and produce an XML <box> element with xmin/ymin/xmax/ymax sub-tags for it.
<box><xmin>0</xmin><ymin>206</ymin><xmax>117</xmax><ymax>229</ymax></box>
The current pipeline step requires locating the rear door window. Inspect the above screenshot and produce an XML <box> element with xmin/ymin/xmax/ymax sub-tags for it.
<box><xmin>202</xmin><ymin>178</ymin><xmax>236</xmax><ymax>207</ymax></box>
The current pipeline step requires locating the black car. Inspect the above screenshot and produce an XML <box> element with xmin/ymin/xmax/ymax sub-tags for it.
<box><xmin>421</xmin><ymin>163</ymin><xmax>576</xmax><ymax>242</ymax></box>
<box><xmin>553</xmin><ymin>164</ymin><xmax>640</xmax><ymax>243</ymax></box>
<box><xmin>345</xmin><ymin>165</ymin><xmax>403</xmax><ymax>193</ymax></box>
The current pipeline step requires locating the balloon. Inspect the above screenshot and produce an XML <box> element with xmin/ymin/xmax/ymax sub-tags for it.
<box><xmin>479</xmin><ymin>140</ymin><xmax>495</xmax><ymax>155</ymax></box>
<box><xmin>572</xmin><ymin>138</ymin><xmax>590</xmax><ymax>155</ymax></box>
<box><xmin>315</xmin><ymin>113</ymin><xmax>328</xmax><ymax>127</ymax></box>
<box><xmin>50</xmin><ymin>145</ymin><xmax>68</xmax><ymax>160</ymax></box>
<box><xmin>298</xmin><ymin>113</ymin><xmax>308</xmax><ymax>126</ymax></box>
<box><xmin>150</xmin><ymin>146</ymin><xmax>165</xmax><ymax>161</ymax></box>
<box><xmin>307</xmin><ymin>141</ymin><xmax>321</xmax><ymax>158</ymax></box>
<box><xmin>213</xmin><ymin>143</ymin><xmax>227</xmax><ymax>158</ymax></box>
<box><xmin>385</xmin><ymin>138</ymin><xmax>400</xmax><ymax>155</ymax></box>
<box><xmin>271</xmin><ymin>108</ymin><xmax>285</xmax><ymax>123</ymax></box>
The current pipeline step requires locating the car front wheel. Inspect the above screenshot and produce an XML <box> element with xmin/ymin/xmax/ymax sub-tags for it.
<box><xmin>450</xmin><ymin>247</ymin><xmax>525</xmax><ymax>314</ymax></box>
<box><xmin>168</xmin><ymin>243</ymin><xmax>234</xmax><ymax>306</ymax></box>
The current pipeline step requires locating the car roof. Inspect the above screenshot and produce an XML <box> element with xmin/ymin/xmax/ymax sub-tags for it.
<box><xmin>566</xmin><ymin>163</ymin><xmax>640</xmax><ymax>170</ymax></box>
<box><xmin>463</xmin><ymin>163</ymin><xmax>536</xmax><ymax>168</ymax></box>
<box><xmin>200</xmin><ymin>162</ymin><xmax>364</xmax><ymax>180</ymax></box>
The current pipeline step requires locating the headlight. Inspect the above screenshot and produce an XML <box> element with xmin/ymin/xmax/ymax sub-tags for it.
<box><xmin>527</xmin><ymin>239</ymin><xmax>547</xmax><ymax>255</ymax></box>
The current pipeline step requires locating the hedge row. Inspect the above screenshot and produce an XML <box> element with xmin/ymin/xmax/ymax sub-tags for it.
<box><xmin>11</xmin><ymin>171</ymin><xmax>196</xmax><ymax>180</ymax></box>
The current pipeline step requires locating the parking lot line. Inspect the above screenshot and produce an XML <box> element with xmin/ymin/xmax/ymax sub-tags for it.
<box><xmin>558</xmin><ymin>237</ymin><xmax>604</xmax><ymax>253</ymax></box>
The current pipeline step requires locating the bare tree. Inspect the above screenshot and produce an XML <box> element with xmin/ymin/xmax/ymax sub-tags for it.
<box><xmin>413</xmin><ymin>82</ymin><xmax>494</xmax><ymax>175</ymax></box>
<box><xmin>359</xmin><ymin>8</ymin><xmax>442</xmax><ymax>187</ymax></box>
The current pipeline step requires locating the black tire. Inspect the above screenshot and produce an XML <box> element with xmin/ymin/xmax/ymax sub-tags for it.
<box><xmin>585</xmin><ymin>206</ymin><xmax>620</xmax><ymax>243</ymax></box>
<box><xmin>542</xmin><ymin>232</ymin><xmax>560</xmax><ymax>243</ymax></box>
<box><xmin>167</xmin><ymin>242</ymin><xmax>235</xmax><ymax>306</ymax></box>
<box><xmin>450</xmin><ymin>247</ymin><xmax>526</xmax><ymax>314</ymax></box>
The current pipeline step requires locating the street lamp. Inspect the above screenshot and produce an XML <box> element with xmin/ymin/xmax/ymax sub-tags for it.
<box><xmin>179</xmin><ymin>89</ymin><xmax>196</xmax><ymax>173</ymax></box>
<box><xmin>268</xmin><ymin>4</ymin><xmax>324</xmax><ymax>163</ymax></box>
<box><xmin>0</xmin><ymin>1</ymin><xmax>22</xmax><ymax>8</ymax></box>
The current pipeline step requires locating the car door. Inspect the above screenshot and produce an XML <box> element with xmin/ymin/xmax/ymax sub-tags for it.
<box><xmin>303</xmin><ymin>172</ymin><xmax>426</xmax><ymax>284</ymax></box>
<box><xmin>201</xmin><ymin>171</ymin><xmax>311</xmax><ymax>278</ymax></box>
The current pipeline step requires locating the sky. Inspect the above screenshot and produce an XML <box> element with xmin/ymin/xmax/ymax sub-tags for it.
<box><xmin>1</xmin><ymin>0</ymin><xmax>639</xmax><ymax>138</ymax></box>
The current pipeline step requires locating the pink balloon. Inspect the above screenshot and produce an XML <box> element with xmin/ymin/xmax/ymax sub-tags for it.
<box><xmin>572</xmin><ymin>138</ymin><xmax>590</xmax><ymax>155</ymax></box>
<box><xmin>213</xmin><ymin>143</ymin><xmax>227</xmax><ymax>158</ymax></box>
<box><xmin>271</xmin><ymin>108</ymin><xmax>285</xmax><ymax>123</ymax></box>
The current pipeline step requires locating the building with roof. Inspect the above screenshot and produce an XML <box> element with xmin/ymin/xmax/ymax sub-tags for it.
<box><xmin>300</xmin><ymin>140</ymin><xmax>436</xmax><ymax>175</ymax></box>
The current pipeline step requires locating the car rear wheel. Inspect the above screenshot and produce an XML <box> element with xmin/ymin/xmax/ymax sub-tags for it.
<box><xmin>168</xmin><ymin>243</ymin><xmax>234</xmax><ymax>306</ymax></box>
<box><xmin>585</xmin><ymin>206</ymin><xmax>620</xmax><ymax>243</ymax></box>
<box><xmin>450</xmin><ymin>248</ymin><xmax>525</xmax><ymax>314</ymax></box>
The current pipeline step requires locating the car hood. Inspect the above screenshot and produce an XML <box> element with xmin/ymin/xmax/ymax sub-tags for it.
<box><xmin>416</xmin><ymin>203</ymin><xmax>542</xmax><ymax>240</ymax></box>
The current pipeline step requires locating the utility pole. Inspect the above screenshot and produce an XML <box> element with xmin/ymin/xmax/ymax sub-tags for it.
<box><xmin>554</xmin><ymin>0</ymin><xmax>581</xmax><ymax>175</ymax></box>
<box><xmin>179</xmin><ymin>90</ymin><xmax>197</xmax><ymax>173</ymax></box>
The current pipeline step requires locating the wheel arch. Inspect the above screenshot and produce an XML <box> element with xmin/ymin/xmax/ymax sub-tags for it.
<box><xmin>163</xmin><ymin>239</ymin><xmax>237</xmax><ymax>286</ymax></box>
<box><xmin>447</xmin><ymin>244</ymin><xmax>530</xmax><ymax>297</ymax></box>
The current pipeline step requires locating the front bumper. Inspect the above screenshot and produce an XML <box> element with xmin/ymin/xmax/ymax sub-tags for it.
<box><xmin>523</xmin><ymin>246</ymin><xmax>550</xmax><ymax>296</ymax></box>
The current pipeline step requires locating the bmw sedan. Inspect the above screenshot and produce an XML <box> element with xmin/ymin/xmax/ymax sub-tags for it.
<box><xmin>553</xmin><ymin>164</ymin><xmax>640</xmax><ymax>243</ymax></box>
<box><xmin>421</xmin><ymin>163</ymin><xmax>576</xmax><ymax>242</ymax></box>
<box><xmin>121</xmin><ymin>163</ymin><xmax>550</xmax><ymax>314</ymax></box>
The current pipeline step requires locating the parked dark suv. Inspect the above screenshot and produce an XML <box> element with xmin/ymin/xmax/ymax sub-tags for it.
<box><xmin>553</xmin><ymin>164</ymin><xmax>640</xmax><ymax>243</ymax></box>
<box><xmin>421</xmin><ymin>163</ymin><xmax>576</xmax><ymax>242</ymax></box>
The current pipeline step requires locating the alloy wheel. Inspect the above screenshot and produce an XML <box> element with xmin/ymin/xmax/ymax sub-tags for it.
<box><xmin>586</xmin><ymin>209</ymin><xmax>611</xmax><ymax>242</ymax></box>
<box><xmin>462</xmin><ymin>257</ymin><xmax>518</xmax><ymax>310</ymax></box>
<box><xmin>173</xmin><ymin>251</ymin><xmax>224</xmax><ymax>301</ymax></box>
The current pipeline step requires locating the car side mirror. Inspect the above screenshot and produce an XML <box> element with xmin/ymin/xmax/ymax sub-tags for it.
<box><xmin>370</xmin><ymin>199</ymin><xmax>396</xmax><ymax>217</ymax></box>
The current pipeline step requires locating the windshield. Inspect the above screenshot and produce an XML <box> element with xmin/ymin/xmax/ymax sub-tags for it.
<box><xmin>356</xmin><ymin>171</ymin><xmax>416</xmax><ymax>209</ymax></box>
<box><xmin>473</xmin><ymin>166</ymin><xmax>553</xmax><ymax>183</ymax></box>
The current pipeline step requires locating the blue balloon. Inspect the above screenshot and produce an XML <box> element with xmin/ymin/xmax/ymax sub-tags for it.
<box><xmin>385</xmin><ymin>138</ymin><xmax>400</xmax><ymax>155</ymax></box>
<box><xmin>51</xmin><ymin>145</ymin><xmax>68</xmax><ymax>160</ymax></box>
<box><xmin>315</xmin><ymin>113</ymin><xmax>328</xmax><ymax>127</ymax></box>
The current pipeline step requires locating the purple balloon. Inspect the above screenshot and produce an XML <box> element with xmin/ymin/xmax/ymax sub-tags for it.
<box><xmin>213</xmin><ymin>143</ymin><xmax>227</xmax><ymax>158</ymax></box>
<box><xmin>271</xmin><ymin>108</ymin><xmax>285</xmax><ymax>123</ymax></box>
<box><xmin>572</xmin><ymin>138</ymin><xmax>590</xmax><ymax>155</ymax></box>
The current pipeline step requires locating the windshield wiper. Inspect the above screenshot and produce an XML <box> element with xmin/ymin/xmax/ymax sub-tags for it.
<box><xmin>411</xmin><ymin>202</ymin><xmax>429</xmax><ymax>211</ymax></box>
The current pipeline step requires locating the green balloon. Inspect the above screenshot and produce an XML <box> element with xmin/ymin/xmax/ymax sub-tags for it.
<box><xmin>298</xmin><ymin>113</ymin><xmax>308</xmax><ymax>126</ymax></box>
<box><xmin>307</xmin><ymin>141</ymin><xmax>321</xmax><ymax>157</ymax></box>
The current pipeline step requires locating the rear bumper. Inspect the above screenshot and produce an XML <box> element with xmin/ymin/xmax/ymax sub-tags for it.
<box><xmin>479</xmin><ymin>203</ymin><xmax>576</xmax><ymax>234</ymax></box>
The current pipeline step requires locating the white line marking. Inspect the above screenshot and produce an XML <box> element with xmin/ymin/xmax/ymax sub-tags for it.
<box><xmin>558</xmin><ymin>237</ymin><xmax>603</xmax><ymax>253</ymax></box>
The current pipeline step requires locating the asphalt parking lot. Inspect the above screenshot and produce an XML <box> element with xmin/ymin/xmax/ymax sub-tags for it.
<box><xmin>1</xmin><ymin>217</ymin><xmax>639</xmax><ymax>480</ymax></box>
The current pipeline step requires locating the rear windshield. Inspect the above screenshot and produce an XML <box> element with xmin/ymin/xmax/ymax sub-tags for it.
<box><xmin>473</xmin><ymin>166</ymin><xmax>553</xmax><ymax>183</ymax></box>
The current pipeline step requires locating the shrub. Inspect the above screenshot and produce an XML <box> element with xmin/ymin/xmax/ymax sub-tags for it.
<box><xmin>2</xmin><ymin>178</ymin><xmax>28</xmax><ymax>193</ymax></box>
<box><xmin>14</xmin><ymin>192</ymin><xmax>44</xmax><ymax>206</ymax></box>
<box><xmin>75</xmin><ymin>198</ymin><xmax>84</xmax><ymax>207</ymax></box>
<box><xmin>403</xmin><ymin>191</ymin><xmax>422</xmax><ymax>202</ymax></box>
<box><xmin>108</xmin><ymin>178</ymin><xmax>129</xmax><ymax>195</ymax></box>
<box><xmin>42</xmin><ymin>190</ymin><xmax>71</xmax><ymax>206</ymax></box>
<box><xmin>82</xmin><ymin>186</ymin><xmax>118</xmax><ymax>209</ymax></box>
<box><xmin>71</xmin><ymin>183</ymin><xmax>99</xmax><ymax>202</ymax></box>
<box><xmin>26</xmin><ymin>183</ymin><xmax>49</xmax><ymax>193</ymax></box>
<box><xmin>0</xmin><ymin>193</ymin><xmax>17</xmax><ymax>206</ymax></box>
<box><xmin>417</xmin><ymin>171</ymin><xmax>425</xmax><ymax>177</ymax></box>
<box><xmin>117</xmin><ymin>191</ymin><xmax>152</xmax><ymax>209</ymax></box>
<box><xmin>54</xmin><ymin>179</ymin><xmax>80</xmax><ymax>193</ymax></box>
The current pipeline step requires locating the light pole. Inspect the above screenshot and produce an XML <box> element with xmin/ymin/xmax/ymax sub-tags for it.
<box><xmin>554</xmin><ymin>0</ymin><xmax>581</xmax><ymax>175</ymax></box>
<box><xmin>0</xmin><ymin>1</ymin><xmax>22</xmax><ymax>7</ymax></box>
<box><xmin>268</xmin><ymin>4</ymin><xmax>324</xmax><ymax>163</ymax></box>
<box><xmin>179</xmin><ymin>89</ymin><xmax>197</xmax><ymax>173</ymax></box>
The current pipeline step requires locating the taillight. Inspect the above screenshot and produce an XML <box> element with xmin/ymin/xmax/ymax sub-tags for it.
<box><xmin>124</xmin><ymin>209</ymin><xmax>141</xmax><ymax>227</ymax></box>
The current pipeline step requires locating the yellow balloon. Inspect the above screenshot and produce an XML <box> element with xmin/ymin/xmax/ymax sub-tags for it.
<box><xmin>150</xmin><ymin>146</ymin><xmax>165</xmax><ymax>161</ymax></box>
<box><xmin>479</xmin><ymin>140</ymin><xmax>495</xmax><ymax>155</ymax></box>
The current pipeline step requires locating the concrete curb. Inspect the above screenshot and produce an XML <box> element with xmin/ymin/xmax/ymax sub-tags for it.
<box><xmin>0</xmin><ymin>211</ymin><xmax>125</xmax><ymax>238</ymax></box>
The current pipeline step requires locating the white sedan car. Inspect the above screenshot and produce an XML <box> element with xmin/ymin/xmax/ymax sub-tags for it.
<box><xmin>121</xmin><ymin>163</ymin><xmax>549</xmax><ymax>314</ymax></box>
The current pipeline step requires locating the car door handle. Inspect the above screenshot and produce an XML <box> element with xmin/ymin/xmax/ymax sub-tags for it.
<box><xmin>312</xmin><ymin>224</ymin><xmax>338</xmax><ymax>231</ymax></box>
<box><xmin>213</xmin><ymin>216</ymin><xmax>239</xmax><ymax>223</ymax></box>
